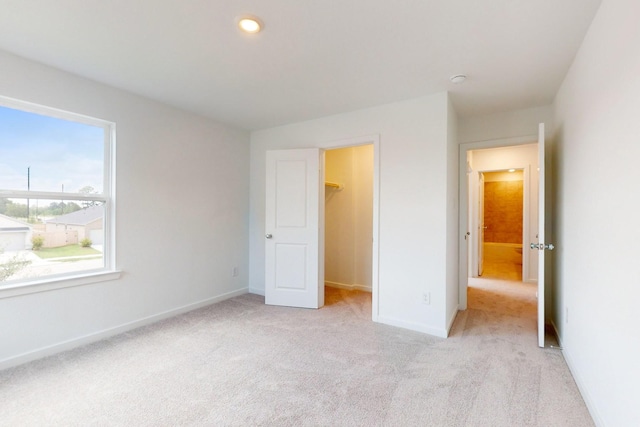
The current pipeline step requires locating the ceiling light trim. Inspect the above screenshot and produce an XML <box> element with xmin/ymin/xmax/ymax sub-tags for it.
<box><xmin>237</xmin><ymin>15</ymin><xmax>264</xmax><ymax>34</ymax></box>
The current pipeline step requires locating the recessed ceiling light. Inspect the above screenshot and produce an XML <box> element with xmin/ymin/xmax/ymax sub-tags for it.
<box><xmin>508</xmin><ymin>168</ymin><xmax>516</xmax><ymax>172</ymax></box>
<box><xmin>450</xmin><ymin>74</ymin><xmax>467</xmax><ymax>84</ymax></box>
<box><xmin>238</xmin><ymin>16</ymin><xmax>263</xmax><ymax>34</ymax></box>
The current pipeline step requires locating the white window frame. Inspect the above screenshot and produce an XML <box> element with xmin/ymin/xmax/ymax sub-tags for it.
<box><xmin>0</xmin><ymin>96</ymin><xmax>119</xmax><ymax>298</ymax></box>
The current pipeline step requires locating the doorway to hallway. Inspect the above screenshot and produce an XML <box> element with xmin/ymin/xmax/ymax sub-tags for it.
<box><xmin>458</xmin><ymin>139</ymin><xmax>540</xmax><ymax>312</ymax></box>
<box><xmin>459</xmin><ymin>125</ymin><xmax>550</xmax><ymax>347</ymax></box>
<box><xmin>465</xmin><ymin>144</ymin><xmax>539</xmax><ymax>286</ymax></box>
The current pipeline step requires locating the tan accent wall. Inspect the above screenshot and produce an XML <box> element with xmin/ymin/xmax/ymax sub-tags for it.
<box><xmin>484</xmin><ymin>180</ymin><xmax>523</xmax><ymax>243</ymax></box>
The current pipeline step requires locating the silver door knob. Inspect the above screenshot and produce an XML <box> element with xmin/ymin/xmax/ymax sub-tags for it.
<box><xmin>265</xmin><ymin>234</ymin><xmax>273</xmax><ymax>239</ymax></box>
<box><xmin>531</xmin><ymin>243</ymin><xmax>555</xmax><ymax>250</ymax></box>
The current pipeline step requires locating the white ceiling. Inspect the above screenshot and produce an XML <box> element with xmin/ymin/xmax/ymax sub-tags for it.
<box><xmin>0</xmin><ymin>0</ymin><xmax>601</xmax><ymax>130</ymax></box>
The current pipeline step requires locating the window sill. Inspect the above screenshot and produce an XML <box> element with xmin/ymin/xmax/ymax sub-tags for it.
<box><xmin>0</xmin><ymin>270</ymin><xmax>122</xmax><ymax>300</ymax></box>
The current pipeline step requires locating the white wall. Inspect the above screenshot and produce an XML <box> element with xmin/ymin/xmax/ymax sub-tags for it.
<box><xmin>250</xmin><ymin>93</ymin><xmax>455</xmax><ymax>337</ymax></box>
<box><xmin>445</xmin><ymin>98</ymin><xmax>459</xmax><ymax>331</ymax></box>
<box><xmin>325</xmin><ymin>145</ymin><xmax>373</xmax><ymax>291</ymax></box>
<box><xmin>458</xmin><ymin>105</ymin><xmax>554</xmax><ymax>143</ymax></box>
<box><xmin>553</xmin><ymin>0</ymin><xmax>640</xmax><ymax>425</ymax></box>
<box><xmin>353</xmin><ymin>146</ymin><xmax>374</xmax><ymax>290</ymax></box>
<box><xmin>0</xmin><ymin>50</ymin><xmax>250</xmax><ymax>367</ymax></box>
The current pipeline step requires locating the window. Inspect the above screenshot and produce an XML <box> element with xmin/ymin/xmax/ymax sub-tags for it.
<box><xmin>0</xmin><ymin>96</ymin><xmax>117</xmax><ymax>295</ymax></box>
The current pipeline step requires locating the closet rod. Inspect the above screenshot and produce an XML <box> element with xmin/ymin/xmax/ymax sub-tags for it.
<box><xmin>325</xmin><ymin>181</ymin><xmax>344</xmax><ymax>190</ymax></box>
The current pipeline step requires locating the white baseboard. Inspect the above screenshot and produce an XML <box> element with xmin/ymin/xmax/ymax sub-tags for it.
<box><xmin>556</xmin><ymin>329</ymin><xmax>605</xmax><ymax>427</ymax></box>
<box><xmin>446</xmin><ymin>308</ymin><xmax>459</xmax><ymax>337</ymax></box>
<box><xmin>325</xmin><ymin>281</ymin><xmax>372</xmax><ymax>292</ymax></box>
<box><xmin>248</xmin><ymin>287</ymin><xmax>265</xmax><ymax>296</ymax></box>
<box><xmin>0</xmin><ymin>288</ymin><xmax>249</xmax><ymax>371</ymax></box>
<box><xmin>377</xmin><ymin>315</ymin><xmax>448</xmax><ymax>338</ymax></box>
<box><xmin>249</xmin><ymin>283</ymin><xmax>371</xmax><ymax>297</ymax></box>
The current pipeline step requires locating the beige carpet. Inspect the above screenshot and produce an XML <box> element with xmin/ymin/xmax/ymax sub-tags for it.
<box><xmin>0</xmin><ymin>281</ymin><xmax>593</xmax><ymax>426</ymax></box>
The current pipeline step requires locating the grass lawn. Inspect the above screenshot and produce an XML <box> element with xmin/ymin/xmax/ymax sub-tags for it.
<box><xmin>34</xmin><ymin>244</ymin><xmax>102</xmax><ymax>259</ymax></box>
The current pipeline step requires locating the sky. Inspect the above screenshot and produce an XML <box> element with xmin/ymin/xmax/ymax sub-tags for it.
<box><xmin>0</xmin><ymin>105</ymin><xmax>104</xmax><ymax>194</ymax></box>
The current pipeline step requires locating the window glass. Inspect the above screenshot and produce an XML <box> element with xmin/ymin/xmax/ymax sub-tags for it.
<box><xmin>0</xmin><ymin>99</ymin><xmax>113</xmax><ymax>287</ymax></box>
<box><xmin>0</xmin><ymin>106</ymin><xmax>104</xmax><ymax>193</ymax></box>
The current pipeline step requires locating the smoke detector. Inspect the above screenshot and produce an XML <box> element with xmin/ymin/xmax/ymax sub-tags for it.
<box><xmin>450</xmin><ymin>74</ymin><xmax>467</xmax><ymax>84</ymax></box>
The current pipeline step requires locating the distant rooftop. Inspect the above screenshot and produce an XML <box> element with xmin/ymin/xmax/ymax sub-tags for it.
<box><xmin>0</xmin><ymin>213</ymin><xmax>31</xmax><ymax>230</ymax></box>
<box><xmin>46</xmin><ymin>205</ymin><xmax>103</xmax><ymax>226</ymax></box>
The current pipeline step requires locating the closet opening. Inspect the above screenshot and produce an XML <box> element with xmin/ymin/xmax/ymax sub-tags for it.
<box><xmin>324</xmin><ymin>145</ymin><xmax>374</xmax><ymax>306</ymax></box>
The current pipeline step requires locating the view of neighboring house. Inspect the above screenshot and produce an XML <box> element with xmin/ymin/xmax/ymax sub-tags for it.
<box><xmin>0</xmin><ymin>213</ymin><xmax>32</xmax><ymax>251</ymax></box>
<box><xmin>44</xmin><ymin>205</ymin><xmax>104</xmax><ymax>246</ymax></box>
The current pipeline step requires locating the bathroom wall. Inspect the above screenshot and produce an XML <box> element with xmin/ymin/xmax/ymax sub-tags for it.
<box><xmin>324</xmin><ymin>145</ymin><xmax>373</xmax><ymax>291</ymax></box>
<box><xmin>483</xmin><ymin>171</ymin><xmax>524</xmax><ymax>244</ymax></box>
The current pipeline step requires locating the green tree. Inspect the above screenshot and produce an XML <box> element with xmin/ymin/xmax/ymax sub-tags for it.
<box><xmin>46</xmin><ymin>201</ymin><xmax>79</xmax><ymax>216</ymax></box>
<box><xmin>5</xmin><ymin>202</ymin><xmax>28</xmax><ymax>219</ymax></box>
<box><xmin>48</xmin><ymin>201</ymin><xmax>65</xmax><ymax>215</ymax></box>
<box><xmin>0</xmin><ymin>198</ymin><xmax>13</xmax><ymax>215</ymax></box>
<box><xmin>66</xmin><ymin>202</ymin><xmax>82</xmax><ymax>213</ymax></box>
<box><xmin>78</xmin><ymin>186</ymin><xmax>98</xmax><ymax>208</ymax></box>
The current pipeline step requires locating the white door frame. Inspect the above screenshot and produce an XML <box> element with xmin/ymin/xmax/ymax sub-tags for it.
<box><xmin>319</xmin><ymin>135</ymin><xmax>381</xmax><ymax>321</ymax></box>
<box><xmin>458</xmin><ymin>135</ymin><xmax>537</xmax><ymax>310</ymax></box>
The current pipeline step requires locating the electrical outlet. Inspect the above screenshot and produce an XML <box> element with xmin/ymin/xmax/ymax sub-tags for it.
<box><xmin>232</xmin><ymin>267</ymin><xmax>239</xmax><ymax>277</ymax></box>
<box><xmin>422</xmin><ymin>292</ymin><xmax>430</xmax><ymax>305</ymax></box>
<box><xmin>565</xmin><ymin>307</ymin><xmax>569</xmax><ymax>324</ymax></box>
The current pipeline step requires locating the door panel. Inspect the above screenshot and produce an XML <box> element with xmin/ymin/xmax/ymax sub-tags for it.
<box><xmin>534</xmin><ymin>123</ymin><xmax>552</xmax><ymax>348</ymax></box>
<box><xmin>275</xmin><ymin>160</ymin><xmax>308</xmax><ymax>227</ymax></box>
<box><xmin>275</xmin><ymin>244</ymin><xmax>307</xmax><ymax>290</ymax></box>
<box><xmin>265</xmin><ymin>149</ymin><xmax>323</xmax><ymax>309</ymax></box>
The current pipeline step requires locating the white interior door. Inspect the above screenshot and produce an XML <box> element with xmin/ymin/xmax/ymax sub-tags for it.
<box><xmin>533</xmin><ymin>123</ymin><xmax>553</xmax><ymax>347</ymax></box>
<box><xmin>478</xmin><ymin>172</ymin><xmax>485</xmax><ymax>276</ymax></box>
<box><xmin>265</xmin><ymin>148</ymin><xmax>323</xmax><ymax>309</ymax></box>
